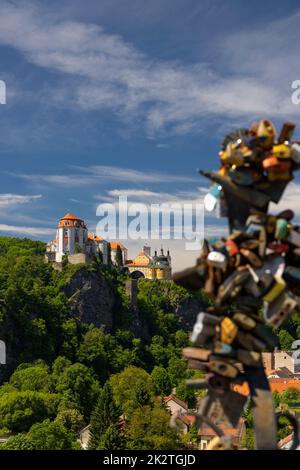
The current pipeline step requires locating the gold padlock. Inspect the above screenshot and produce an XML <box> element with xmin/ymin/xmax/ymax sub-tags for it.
<box><xmin>220</xmin><ymin>317</ymin><xmax>238</xmax><ymax>344</ymax></box>
<box><xmin>263</xmin><ymin>276</ymin><xmax>286</xmax><ymax>303</ymax></box>
<box><xmin>272</xmin><ymin>143</ymin><xmax>291</xmax><ymax>159</ymax></box>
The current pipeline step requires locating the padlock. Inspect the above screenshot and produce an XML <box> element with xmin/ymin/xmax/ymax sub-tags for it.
<box><xmin>240</xmin><ymin>248</ymin><xmax>263</xmax><ymax>267</ymax></box>
<box><xmin>288</xmin><ymin>229</ymin><xmax>300</xmax><ymax>247</ymax></box>
<box><xmin>266</xmin><ymin>215</ymin><xmax>277</xmax><ymax>234</ymax></box>
<box><xmin>267</xmin><ymin>169</ymin><xmax>291</xmax><ymax>182</ymax></box>
<box><xmin>232</xmin><ymin>312</ymin><xmax>256</xmax><ymax>330</ymax></box>
<box><xmin>291</xmin><ymin>142</ymin><xmax>300</xmax><ymax>163</ymax></box>
<box><xmin>216</xmin><ymin>269</ymin><xmax>250</xmax><ymax>305</ymax></box>
<box><xmin>190</xmin><ymin>321</ymin><xmax>216</xmax><ymax>345</ymax></box>
<box><xmin>220</xmin><ymin>317</ymin><xmax>238</xmax><ymax>344</ymax></box>
<box><xmin>182</xmin><ymin>347</ymin><xmax>211</xmax><ymax>362</ymax></box>
<box><xmin>208</xmin><ymin>357</ymin><xmax>239</xmax><ymax>378</ymax></box>
<box><xmin>284</xmin><ymin>266</ymin><xmax>300</xmax><ymax>283</ymax></box>
<box><xmin>213</xmin><ymin>341</ymin><xmax>234</xmax><ymax>356</ymax></box>
<box><xmin>187</xmin><ymin>359</ymin><xmax>208</xmax><ymax>372</ymax></box>
<box><xmin>245</xmin><ymin>267</ymin><xmax>275</xmax><ymax>298</ymax></box>
<box><xmin>263</xmin><ymin>157</ymin><xmax>291</xmax><ymax>172</ymax></box>
<box><xmin>278</xmin><ymin>121</ymin><xmax>295</xmax><ymax>143</ymax></box>
<box><xmin>207</xmin><ymin>373</ymin><xmax>231</xmax><ymax>393</ymax></box>
<box><xmin>235</xmin><ymin>330</ymin><xmax>266</xmax><ymax>352</ymax></box>
<box><xmin>207</xmin><ymin>251</ymin><xmax>227</xmax><ymax>269</ymax></box>
<box><xmin>275</xmin><ymin>218</ymin><xmax>288</xmax><ymax>240</ymax></box>
<box><xmin>267</xmin><ymin>242</ymin><xmax>289</xmax><ymax>254</ymax></box>
<box><xmin>257</xmin><ymin>119</ymin><xmax>276</xmax><ymax>148</ymax></box>
<box><xmin>225</xmin><ymin>239</ymin><xmax>239</xmax><ymax>256</ymax></box>
<box><xmin>277</xmin><ymin>209</ymin><xmax>294</xmax><ymax>221</ymax></box>
<box><xmin>272</xmin><ymin>143</ymin><xmax>292</xmax><ymax>159</ymax></box>
<box><xmin>240</xmin><ymin>239</ymin><xmax>260</xmax><ymax>250</ymax></box>
<box><xmin>204</xmin><ymin>183</ymin><xmax>222</xmax><ymax>212</ymax></box>
<box><xmin>237</xmin><ymin>349</ymin><xmax>262</xmax><ymax>367</ymax></box>
<box><xmin>190</xmin><ymin>312</ymin><xmax>220</xmax><ymax>344</ymax></box>
<box><xmin>204</xmin><ymin>264</ymin><xmax>215</xmax><ymax>296</ymax></box>
<box><xmin>263</xmin><ymin>290</ymin><xmax>298</xmax><ymax>327</ymax></box>
<box><xmin>263</xmin><ymin>275</ymin><xmax>286</xmax><ymax>303</ymax></box>
<box><xmin>206</xmin><ymin>435</ymin><xmax>234</xmax><ymax>451</ymax></box>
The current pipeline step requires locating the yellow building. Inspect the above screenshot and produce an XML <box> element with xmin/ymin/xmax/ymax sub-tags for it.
<box><xmin>125</xmin><ymin>246</ymin><xmax>171</xmax><ymax>280</ymax></box>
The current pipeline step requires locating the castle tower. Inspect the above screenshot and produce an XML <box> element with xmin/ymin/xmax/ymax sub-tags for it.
<box><xmin>56</xmin><ymin>213</ymin><xmax>88</xmax><ymax>262</ymax></box>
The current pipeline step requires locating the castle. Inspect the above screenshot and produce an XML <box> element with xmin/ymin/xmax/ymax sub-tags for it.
<box><xmin>45</xmin><ymin>213</ymin><xmax>171</xmax><ymax>279</ymax></box>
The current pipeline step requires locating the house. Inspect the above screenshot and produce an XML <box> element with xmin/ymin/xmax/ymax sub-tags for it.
<box><xmin>268</xmin><ymin>367</ymin><xmax>295</xmax><ymax>379</ymax></box>
<box><xmin>126</xmin><ymin>246</ymin><xmax>172</xmax><ymax>280</ymax></box>
<box><xmin>163</xmin><ymin>394</ymin><xmax>188</xmax><ymax>416</ymax></box>
<box><xmin>197</xmin><ymin>419</ymin><xmax>246</xmax><ymax>450</ymax></box>
<box><xmin>78</xmin><ymin>425</ymin><xmax>90</xmax><ymax>450</ymax></box>
<box><xmin>262</xmin><ymin>350</ymin><xmax>300</xmax><ymax>377</ymax></box>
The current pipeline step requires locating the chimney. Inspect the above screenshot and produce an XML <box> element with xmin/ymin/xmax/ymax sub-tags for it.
<box><xmin>143</xmin><ymin>245</ymin><xmax>151</xmax><ymax>256</ymax></box>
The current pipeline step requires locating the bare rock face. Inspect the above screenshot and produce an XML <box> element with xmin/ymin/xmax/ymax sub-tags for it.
<box><xmin>64</xmin><ymin>268</ymin><xmax>115</xmax><ymax>331</ymax></box>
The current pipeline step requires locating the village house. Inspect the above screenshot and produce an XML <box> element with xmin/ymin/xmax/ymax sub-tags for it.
<box><xmin>262</xmin><ymin>350</ymin><xmax>300</xmax><ymax>377</ymax></box>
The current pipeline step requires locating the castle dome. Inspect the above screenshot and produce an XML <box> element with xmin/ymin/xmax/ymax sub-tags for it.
<box><xmin>58</xmin><ymin>213</ymin><xmax>86</xmax><ymax>228</ymax></box>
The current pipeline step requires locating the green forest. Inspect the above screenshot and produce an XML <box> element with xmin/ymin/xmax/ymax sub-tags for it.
<box><xmin>0</xmin><ymin>236</ymin><xmax>299</xmax><ymax>450</ymax></box>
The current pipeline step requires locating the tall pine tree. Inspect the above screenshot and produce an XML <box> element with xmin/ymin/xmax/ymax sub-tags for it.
<box><xmin>88</xmin><ymin>382</ymin><xmax>121</xmax><ymax>450</ymax></box>
<box><xmin>115</xmin><ymin>245</ymin><xmax>123</xmax><ymax>267</ymax></box>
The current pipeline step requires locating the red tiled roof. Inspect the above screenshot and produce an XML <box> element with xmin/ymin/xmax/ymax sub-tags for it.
<box><xmin>60</xmin><ymin>213</ymin><xmax>82</xmax><ymax>221</ymax></box>
<box><xmin>163</xmin><ymin>394</ymin><xmax>188</xmax><ymax>410</ymax></box>
<box><xmin>110</xmin><ymin>242</ymin><xmax>127</xmax><ymax>251</ymax></box>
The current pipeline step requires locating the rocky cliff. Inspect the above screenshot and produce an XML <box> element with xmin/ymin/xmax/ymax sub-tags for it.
<box><xmin>64</xmin><ymin>267</ymin><xmax>115</xmax><ymax>331</ymax></box>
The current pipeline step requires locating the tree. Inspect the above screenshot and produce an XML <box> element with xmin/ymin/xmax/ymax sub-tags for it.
<box><xmin>55</xmin><ymin>363</ymin><xmax>100</xmax><ymax>418</ymax></box>
<box><xmin>281</xmin><ymin>387</ymin><xmax>300</xmax><ymax>403</ymax></box>
<box><xmin>97</xmin><ymin>424</ymin><xmax>125</xmax><ymax>450</ymax></box>
<box><xmin>9</xmin><ymin>363</ymin><xmax>51</xmax><ymax>392</ymax></box>
<box><xmin>125</xmin><ymin>403</ymin><xmax>184</xmax><ymax>450</ymax></box>
<box><xmin>0</xmin><ymin>391</ymin><xmax>58</xmax><ymax>432</ymax></box>
<box><xmin>115</xmin><ymin>245</ymin><xmax>123</xmax><ymax>267</ymax></box>
<box><xmin>28</xmin><ymin>419</ymin><xmax>79</xmax><ymax>450</ymax></box>
<box><xmin>110</xmin><ymin>366</ymin><xmax>154</xmax><ymax>414</ymax></box>
<box><xmin>167</xmin><ymin>357</ymin><xmax>187</xmax><ymax>387</ymax></box>
<box><xmin>88</xmin><ymin>382</ymin><xmax>120</xmax><ymax>450</ymax></box>
<box><xmin>107</xmin><ymin>243</ymin><xmax>112</xmax><ymax>265</ymax></box>
<box><xmin>55</xmin><ymin>408</ymin><xmax>85</xmax><ymax>435</ymax></box>
<box><xmin>151</xmin><ymin>367</ymin><xmax>172</xmax><ymax>396</ymax></box>
<box><xmin>0</xmin><ymin>434</ymin><xmax>34</xmax><ymax>450</ymax></box>
<box><xmin>278</xmin><ymin>330</ymin><xmax>294</xmax><ymax>350</ymax></box>
<box><xmin>176</xmin><ymin>381</ymin><xmax>196</xmax><ymax>408</ymax></box>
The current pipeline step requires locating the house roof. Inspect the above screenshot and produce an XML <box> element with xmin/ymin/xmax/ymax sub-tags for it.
<box><xmin>60</xmin><ymin>213</ymin><xmax>82</xmax><ymax>221</ymax></box>
<box><xmin>198</xmin><ymin>418</ymin><xmax>245</xmax><ymax>439</ymax></box>
<box><xmin>110</xmin><ymin>242</ymin><xmax>127</xmax><ymax>251</ymax></box>
<box><xmin>268</xmin><ymin>367</ymin><xmax>295</xmax><ymax>379</ymax></box>
<box><xmin>163</xmin><ymin>394</ymin><xmax>188</xmax><ymax>411</ymax></box>
<box><xmin>234</xmin><ymin>378</ymin><xmax>300</xmax><ymax>396</ymax></box>
<box><xmin>88</xmin><ymin>233</ymin><xmax>103</xmax><ymax>242</ymax></box>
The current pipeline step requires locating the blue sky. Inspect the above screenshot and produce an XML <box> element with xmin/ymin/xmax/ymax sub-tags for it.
<box><xmin>1</xmin><ymin>0</ymin><xmax>300</xmax><ymax>270</ymax></box>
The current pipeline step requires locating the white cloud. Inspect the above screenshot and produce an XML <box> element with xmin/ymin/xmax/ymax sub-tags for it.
<box><xmin>0</xmin><ymin>224</ymin><xmax>53</xmax><ymax>237</ymax></box>
<box><xmin>0</xmin><ymin>1</ymin><xmax>299</xmax><ymax>136</ymax></box>
<box><xmin>0</xmin><ymin>194</ymin><xmax>42</xmax><ymax>206</ymax></box>
<box><xmin>10</xmin><ymin>165</ymin><xmax>198</xmax><ymax>187</ymax></box>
